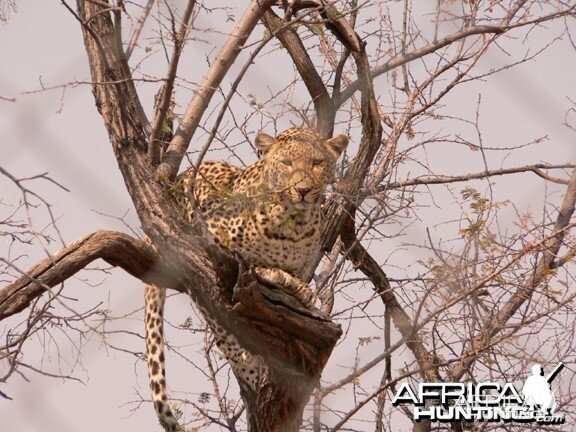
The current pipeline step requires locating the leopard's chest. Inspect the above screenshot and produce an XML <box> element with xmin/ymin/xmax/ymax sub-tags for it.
<box><xmin>207</xmin><ymin>202</ymin><xmax>322</xmax><ymax>277</ymax></box>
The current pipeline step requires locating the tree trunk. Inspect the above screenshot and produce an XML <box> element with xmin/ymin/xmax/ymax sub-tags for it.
<box><xmin>240</xmin><ymin>371</ymin><xmax>317</xmax><ymax>431</ymax></box>
<box><xmin>71</xmin><ymin>2</ymin><xmax>341</xmax><ymax>429</ymax></box>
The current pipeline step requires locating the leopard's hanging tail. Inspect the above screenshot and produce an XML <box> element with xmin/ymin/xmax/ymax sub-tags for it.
<box><xmin>145</xmin><ymin>284</ymin><xmax>181</xmax><ymax>432</ymax></box>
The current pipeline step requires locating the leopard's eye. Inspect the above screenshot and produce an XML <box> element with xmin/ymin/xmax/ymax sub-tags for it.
<box><xmin>312</xmin><ymin>159</ymin><xmax>324</xmax><ymax>167</ymax></box>
<box><xmin>281</xmin><ymin>159</ymin><xmax>292</xmax><ymax>166</ymax></box>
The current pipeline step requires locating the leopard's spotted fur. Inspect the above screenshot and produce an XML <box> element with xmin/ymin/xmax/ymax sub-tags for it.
<box><xmin>145</xmin><ymin>128</ymin><xmax>348</xmax><ymax>431</ymax></box>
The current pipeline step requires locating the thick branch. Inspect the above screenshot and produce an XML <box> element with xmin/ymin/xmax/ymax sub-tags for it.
<box><xmin>261</xmin><ymin>9</ymin><xmax>335</xmax><ymax>136</ymax></box>
<box><xmin>340</xmin><ymin>215</ymin><xmax>441</xmax><ymax>382</ymax></box>
<box><xmin>234</xmin><ymin>270</ymin><xmax>341</xmax><ymax>375</ymax></box>
<box><xmin>302</xmin><ymin>4</ymin><xmax>383</xmax><ymax>281</ymax></box>
<box><xmin>156</xmin><ymin>0</ymin><xmax>276</xmax><ymax>181</ymax></box>
<box><xmin>72</xmin><ymin>1</ymin><xmax>341</xmax><ymax>405</ymax></box>
<box><xmin>0</xmin><ymin>231</ymin><xmax>164</xmax><ymax>321</ymax></box>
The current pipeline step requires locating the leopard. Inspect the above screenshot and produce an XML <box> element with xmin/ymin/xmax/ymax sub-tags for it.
<box><xmin>144</xmin><ymin>127</ymin><xmax>349</xmax><ymax>431</ymax></box>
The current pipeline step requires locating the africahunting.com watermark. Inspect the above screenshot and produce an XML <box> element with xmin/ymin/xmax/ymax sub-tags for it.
<box><xmin>392</xmin><ymin>363</ymin><xmax>565</xmax><ymax>424</ymax></box>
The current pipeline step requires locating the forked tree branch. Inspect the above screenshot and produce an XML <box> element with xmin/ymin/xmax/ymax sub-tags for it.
<box><xmin>335</xmin><ymin>24</ymin><xmax>505</xmax><ymax>106</ymax></box>
<box><xmin>333</xmin><ymin>1</ymin><xmax>576</xmax><ymax>106</ymax></box>
<box><xmin>303</xmin><ymin>12</ymin><xmax>383</xmax><ymax>281</ymax></box>
<box><xmin>340</xmin><ymin>213</ymin><xmax>441</xmax><ymax>383</ymax></box>
<box><xmin>261</xmin><ymin>9</ymin><xmax>335</xmax><ymax>136</ymax></box>
<box><xmin>0</xmin><ymin>231</ymin><xmax>164</xmax><ymax>321</ymax></box>
<box><xmin>39</xmin><ymin>8</ymin><xmax>346</xmax><ymax>429</ymax></box>
<box><xmin>75</xmin><ymin>0</ymin><xmax>340</xmax><ymax>377</ymax></box>
<box><xmin>148</xmin><ymin>0</ymin><xmax>196</xmax><ymax>165</ymax></box>
<box><xmin>155</xmin><ymin>0</ymin><xmax>276</xmax><ymax>181</ymax></box>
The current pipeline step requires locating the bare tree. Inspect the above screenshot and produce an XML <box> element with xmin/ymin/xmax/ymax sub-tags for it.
<box><xmin>1</xmin><ymin>1</ymin><xmax>576</xmax><ymax>431</ymax></box>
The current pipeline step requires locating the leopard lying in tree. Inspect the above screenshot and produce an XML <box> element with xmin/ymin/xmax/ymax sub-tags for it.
<box><xmin>145</xmin><ymin>127</ymin><xmax>349</xmax><ymax>431</ymax></box>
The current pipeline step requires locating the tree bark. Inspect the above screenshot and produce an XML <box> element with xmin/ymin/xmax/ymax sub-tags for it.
<box><xmin>0</xmin><ymin>233</ymin><xmax>341</xmax><ymax>430</ymax></box>
<box><xmin>261</xmin><ymin>9</ymin><xmax>335</xmax><ymax>136</ymax></box>
<box><xmin>156</xmin><ymin>0</ymin><xmax>277</xmax><ymax>181</ymax></box>
<box><xmin>47</xmin><ymin>2</ymin><xmax>342</xmax><ymax>430</ymax></box>
<box><xmin>241</xmin><ymin>375</ymin><xmax>316</xmax><ymax>432</ymax></box>
<box><xmin>0</xmin><ymin>231</ymin><xmax>160</xmax><ymax>320</ymax></box>
<box><xmin>0</xmin><ymin>1</ymin><xmax>376</xmax><ymax>429</ymax></box>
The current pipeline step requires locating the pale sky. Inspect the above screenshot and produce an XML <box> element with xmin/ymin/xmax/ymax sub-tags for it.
<box><xmin>1</xmin><ymin>1</ymin><xmax>575</xmax><ymax>431</ymax></box>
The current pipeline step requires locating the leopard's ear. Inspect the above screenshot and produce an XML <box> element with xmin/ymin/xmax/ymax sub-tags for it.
<box><xmin>324</xmin><ymin>134</ymin><xmax>349</xmax><ymax>158</ymax></box>
<box><xmin>254</xmin><ymin>132</ymin><xmax>278</xmax><ymax>156</ymax></box>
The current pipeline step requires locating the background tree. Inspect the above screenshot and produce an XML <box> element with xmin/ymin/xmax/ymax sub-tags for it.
<box><xmin>1</xmin><ymin>1</ymin><xmax>575</xmax><ymax>431</ymax></box>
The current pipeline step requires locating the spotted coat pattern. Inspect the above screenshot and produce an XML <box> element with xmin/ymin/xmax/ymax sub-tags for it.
<box><xmin>145</xmin><ymin>128</ymin><xmax>348</xmax><ymax>431</ymax></box>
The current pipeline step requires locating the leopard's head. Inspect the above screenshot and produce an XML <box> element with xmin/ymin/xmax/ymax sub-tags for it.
<box><xmin>255</xmin><ymin>128</ymin><xmax>349</xmax><ymax>209</ymax></box>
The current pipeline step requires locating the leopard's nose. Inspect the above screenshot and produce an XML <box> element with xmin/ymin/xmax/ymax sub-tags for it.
<box><xmin>296</xmin><ymin>187</ymin><xmax>312</xmax><ymax>198</ymax></box>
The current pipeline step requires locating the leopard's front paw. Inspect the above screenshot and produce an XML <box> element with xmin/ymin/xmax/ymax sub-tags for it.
<box><xmin>296</xmin><ymin>284</ymin><xmax>317</xmax><ymax>308</ymax></box>
<box><xmin>254</xmin><ymin>267</ymin><xmax>316</xmax><ymax>308</ymax></box>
